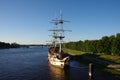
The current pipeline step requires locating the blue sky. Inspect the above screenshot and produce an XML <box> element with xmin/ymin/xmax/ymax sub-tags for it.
<box><xmin>0</xmin><ymin>0</ymin><xmax>120</xmax><ymax>44</ymax></box>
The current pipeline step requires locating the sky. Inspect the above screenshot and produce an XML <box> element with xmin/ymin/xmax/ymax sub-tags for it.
<box><xmin>0</xmin><ymin>0</ymin><xmax>120</xmax><ymax>44</ymax></box>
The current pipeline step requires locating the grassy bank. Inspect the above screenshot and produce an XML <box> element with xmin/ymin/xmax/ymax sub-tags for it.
<box><xmin>63</xmin><ymin>48</ymin><xmax>120</xmax><ymax>80</ymax></box>
<box><xmin>63</xmin><ymin>48</ymin><xmax>86</xmax><ymax>55</ymax></box>
<box><xmin>63</xmin><ymin>48</ymin><xmax>120</xmax><ymax>64</ymax></box>
<box><xmin>97</xmin><ymin>54</ymin><xmax>120</xmax><ymax>64</ymax></box>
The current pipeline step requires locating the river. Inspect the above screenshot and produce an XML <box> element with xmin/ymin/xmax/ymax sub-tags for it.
<box><xmin>0</xmin><ymin>47</ymin><xmax>89</xmax><ymax>80</ymax></box>
<box><xmin>0</xmin><ymin>46</ymin><xmax>115</xmax><ymax>80</ymax></box>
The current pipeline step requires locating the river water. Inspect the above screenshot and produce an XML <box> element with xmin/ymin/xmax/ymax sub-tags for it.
<box><xmin>0</xmin><ymin>46</ymin><xmax>115</xmax><ymax>80</ymax></box>
<box><xmin>0</xmin><ymin>46</ymin><xmax>89</xmax><ymax>80</ymax></box>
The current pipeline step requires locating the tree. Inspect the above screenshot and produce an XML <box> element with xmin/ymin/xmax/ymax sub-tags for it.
<box><xmin>109</xmin><ymin>35</ymin><xmax>115</xmax><ymax>55</ymax></box>
<box><xmin>101</xmin><ymin>36</ymin><xmax>111</xmax><ymax>54</ymax></box>
<box><xmin>64</xmin><ymin>33</ymin><xmax>120</xmax><ymax>56</ymax></box>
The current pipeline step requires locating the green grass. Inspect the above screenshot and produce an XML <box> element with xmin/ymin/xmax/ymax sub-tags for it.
<box><xmin>63</xmin><ymin>48</ymin><xmax>86</xmax><ymax>55</ymax></box>
<box><xmin>98</xmin><ymin>55</ymin><xmax>120</xmax><ymax>64</ymax></box>
<box><xmin>63</xmin><ymin>48</ymin><xmax>120</xmax><ymax>64</ymax></box>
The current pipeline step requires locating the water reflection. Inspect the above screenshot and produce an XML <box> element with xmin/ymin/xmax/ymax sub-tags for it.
<box><xmin>48</xmin><ymin>62</ymin><xmax>69</xmax><ymax>80</ymax></box>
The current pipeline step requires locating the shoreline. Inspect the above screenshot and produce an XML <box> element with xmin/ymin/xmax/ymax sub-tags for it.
<box><xmin>63</xmin><ymin>48</ymin><xmax>120</xmax><ymax>80</ymax></box>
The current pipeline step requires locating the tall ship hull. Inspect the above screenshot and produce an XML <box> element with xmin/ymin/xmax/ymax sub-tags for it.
<box><xmin>48</xmin><ymin>47</ymin><xmax>70</xmax><ymax>68</ymax></box>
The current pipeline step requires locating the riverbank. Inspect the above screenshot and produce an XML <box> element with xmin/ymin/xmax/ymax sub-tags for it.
<box><xmin>63</xmin><ymin>48</ymin><xmax>120</xmax><ymax>80</ymax></box>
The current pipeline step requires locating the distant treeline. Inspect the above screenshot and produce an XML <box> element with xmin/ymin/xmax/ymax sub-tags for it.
<box><xmin>64</xmin><ymin>33</ymin><xmax>120</xmax><ymax>56</ymax></box>
<box><xmin>0</xmin><ymin>42</ymin><xmax>20</xmax><ymax>49</ymax></box>
<box><xmin>0</xmin><ymin>41</ymin><xmax>46</xmax><ymax>49</ymax></box>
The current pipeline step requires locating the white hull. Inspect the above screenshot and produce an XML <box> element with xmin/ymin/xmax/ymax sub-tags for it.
<box><xmin>48</xmin><ymin>53</ymin><xmax>70</xmax><ymax>68</ymax></box>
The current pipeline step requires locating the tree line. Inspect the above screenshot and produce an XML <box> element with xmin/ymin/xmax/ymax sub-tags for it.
<box><xmin>0</xmin><ymin>42</ymin><xmax>20</xmax><ymax>49</ymax></box>
<box><xmin>64</xmin><ymin>33</ymin><xmax>120</xmax><ymax>56</ymax></box>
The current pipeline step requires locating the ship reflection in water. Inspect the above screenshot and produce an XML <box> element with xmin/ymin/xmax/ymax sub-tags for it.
<box><xmin>48</xmin><ymin>62</ymin><xmax>69</xmax><ymax>80</ymax></box>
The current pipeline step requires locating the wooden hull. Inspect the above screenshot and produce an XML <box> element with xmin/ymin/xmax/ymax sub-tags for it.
<box><xmin>48</xmin><ymin>53</ymin><xmax>70</xmax><ymax>68</ymax></box>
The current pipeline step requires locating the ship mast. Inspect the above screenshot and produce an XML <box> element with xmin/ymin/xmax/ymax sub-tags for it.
<box><xmin>49</xmin><ymin>10</ymin><xmax>70</xmax><ymax>53</ymax></box>
<box><xmin>59</xmin><ymin>10</ymin><xmax>64</xmax><ymax>53</ymax></box>
<box><xmin>50</xmin><ymin>13</ymin><xmax>58</xmax><ymax>47</ymax></box>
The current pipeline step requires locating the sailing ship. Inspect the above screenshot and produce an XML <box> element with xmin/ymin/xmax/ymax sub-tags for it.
<box><xmin>48</xmin><ymin>11</ymin><xmax>70</xmax><ymax>68</ymax></box>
